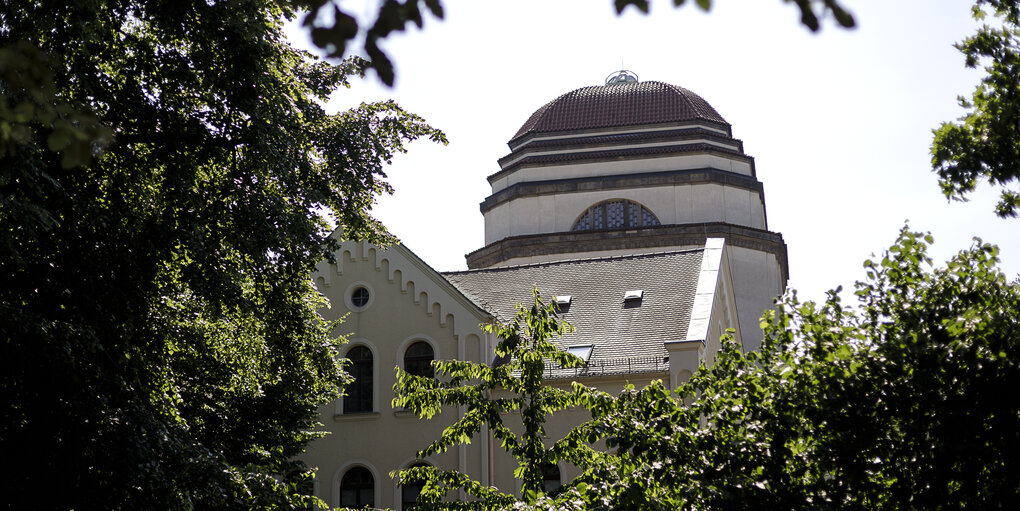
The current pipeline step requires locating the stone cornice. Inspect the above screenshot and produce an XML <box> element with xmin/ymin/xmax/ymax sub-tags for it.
<box><xmin>498</xmin><ymin>127</ymin><xmax>745</xmax><ymax>168</ymax></box>
<box><xmin>479</xmin><ymin>168</ymin><xmax>764</xmax><ymax>213</ymax></box>
<box><xmin>487</xmin><ymin>145</ymin><xmax>756</xmax><ymax>185</ymax></box>
<box><xmin>509</xmin><ymin>119</ymin><xmax>733</xmax><ymax>151</ymax></box>
<box><xmin>464</xmin><ymin>223</ymin><xmax>789</xmax><ymax>283</ymax></box>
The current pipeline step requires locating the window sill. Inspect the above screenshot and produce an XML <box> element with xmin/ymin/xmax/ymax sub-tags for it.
<box><xmin>333</xmin><ymin>412</ymin><xmax>381</xmax><ymax>423</ymax></box>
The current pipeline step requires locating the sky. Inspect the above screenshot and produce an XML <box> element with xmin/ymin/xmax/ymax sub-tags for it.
<box><xmin>288</xmin><ymin>0</ymin><xmax>1019</xmax><ymax>304</ymax></box>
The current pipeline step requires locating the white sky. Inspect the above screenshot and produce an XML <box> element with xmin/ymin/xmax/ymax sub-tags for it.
<box><xmin>289</xmin><ymin>0</ymin><xmax>1019</xmax><ymax>303</ymax></box>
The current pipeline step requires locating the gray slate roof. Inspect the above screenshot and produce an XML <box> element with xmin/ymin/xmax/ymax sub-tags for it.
<box><xmin>441</xmin><ymin>249</ymin><xmax>704</xmax><ymax>378</ymax></box>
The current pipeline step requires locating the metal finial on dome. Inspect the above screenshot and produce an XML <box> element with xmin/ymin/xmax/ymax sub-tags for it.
<box><xmin>605</xmin><ymin>69</ymin><xmax>639</xmax><ymax>86</ymax></box>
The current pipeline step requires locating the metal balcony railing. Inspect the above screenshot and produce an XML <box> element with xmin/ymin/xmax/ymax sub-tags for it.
<box><xmin>544</xmin><ymin>355</ymin><xmax>668</xmax><ymax>378</ymax></box>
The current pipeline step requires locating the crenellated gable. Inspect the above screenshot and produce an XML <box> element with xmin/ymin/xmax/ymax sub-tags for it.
<box><xmin>314</xmin><ymin>239</ymin><xmax>490</xmax><ymax>342</ymax></box>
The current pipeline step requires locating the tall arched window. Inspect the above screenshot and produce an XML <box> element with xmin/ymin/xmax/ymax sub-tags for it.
<box><xmin>571</xmin><ymin>199</ymin><xmax>660</xmax><ymax>232</ymax></box>
<box><xmin>401</xmin><ymin>462</ymin><xmax>430</xmax><ymax>510</ymax></box>
<box><xmin>344</xmin><ymin>346</ymin><xmax>373</xmax><ymax>414</ymax></box>
<box><xmin>404</xmin><ymin>341</ymin><xmax>434</xmax><ymax>378</ymax></box>
<box><xmin>340</xmin><ymin>466</ymin><xmax>374</xmax><ymax>508</ymax></box>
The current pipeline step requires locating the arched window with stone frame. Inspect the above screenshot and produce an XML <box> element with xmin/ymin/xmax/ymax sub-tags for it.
<box><xmin>403</xmin><ymin>341</ymin><xmax>435</xmax><ymax>379</ymax></box>
<box><xmin>339</xmin><ymin>466</ymin><xmax>375</xmax><ymax>508</ymax></box>
<box><xmin>571</xmin><ymin>199</ymin><xmax>660</xmax><ymax>232</ymax></box>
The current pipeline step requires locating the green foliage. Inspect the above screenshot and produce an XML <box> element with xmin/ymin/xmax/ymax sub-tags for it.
<box><xmin>299</xmin><ymin>0</ymin><xmax>854</xmax><ymax>87</ymax></box>
<box><xmin>932</xmin><ymin>0</ymin><xmax>1020</xmax><ymax>217</ymax></box>
<box><xmin>299</xmin><ymin>0</ymin><xmax>446</xmax><ymax>86</ymax></box>
<box><xmin>578</xmin><ymin>228</ymin><xmax>1020</xmax><ymax>510</ymax></box>
<box><xmin>0</xmin><ymin>1</ymin><xmax>444</xmax><ymax>509</ymax></box>
<box><xmin>0</xmin><ymin>41</ymin><xmax>113</xmax><ymax>169</ymax></box>
<box><xmin>392</xmin><ymin>291</ymin><xmax>605</xmax><ymax>510</ymax></box>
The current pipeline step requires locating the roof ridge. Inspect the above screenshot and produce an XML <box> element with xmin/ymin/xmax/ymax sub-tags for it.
<box><xmin>441</xmin><ymin>247</ymin><xmax>705</xmax><ymax>276</ymax></box>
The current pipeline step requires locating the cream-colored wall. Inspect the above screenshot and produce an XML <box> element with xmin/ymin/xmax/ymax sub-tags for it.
<box><xmin>305</xmin><ymin>241</ymin><xmax>491</xmax><ymax>510</ymax></box>
<box><xmin>486</xmin><ymin>374</ymin><xmax>667</xmax><ymax>495</ymax></box>
<box><xmin>490</xmin><ymin>153</ymin><xmax>753</xmax><ymax>192</ymax></box>
<box><xmin>483</xmin><ymin>183</ymin><xmax>765</xmax><ymax>244</ymax></box>
<box><xmin>726</xmin><ymin>245</ymin><xmax>784</xmax><ymax>352</ymax></box>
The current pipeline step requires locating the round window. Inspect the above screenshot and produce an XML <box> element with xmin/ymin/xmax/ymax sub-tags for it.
<box><xmin>351</xmin><ymin>287</ymin><xmax>370</xmax><ymax>308</ymax></box>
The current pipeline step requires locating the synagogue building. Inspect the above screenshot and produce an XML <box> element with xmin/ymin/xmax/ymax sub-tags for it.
<box><xmin>303</xmin><ymin>71</ymin><xmax>788</xmax><ymax>509</ymax></box>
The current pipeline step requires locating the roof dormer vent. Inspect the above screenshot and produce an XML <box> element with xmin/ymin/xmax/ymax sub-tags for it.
<box><xmin>624</xmin><ymin>289</ymin><xmax>643</xmax><ymax>301</ymax></box>
<box><xmin>566</xmin><ymin>344</ymin><xmax>594</xmax><ymax>364</ymax></box>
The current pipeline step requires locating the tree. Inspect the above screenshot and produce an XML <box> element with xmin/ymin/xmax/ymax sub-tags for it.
<box><xmin>578</xmin><ymin>228</ymin><xmax>1020</xmax><ymax>510</ymax></box>
<box><xmin>392</xmin><ymin>291</ymin><xmax>603</xmax><ymax>510</ymax></box>
<box><xmin>0</xmin><ymin>1</ymin><xmax>443</xmax><ymax>508</ymax></box>
<box><xmin>932</xmin><ymin>0</ymin><xmax>1020</xmax><ymax>217</ymax></box>
<box><xmin>296</xmin><ymin>0</ymin><xmax>855</xmax><ymax>86</ymax></box>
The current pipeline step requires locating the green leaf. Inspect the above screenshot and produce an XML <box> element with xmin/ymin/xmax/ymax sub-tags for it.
<box><xmin>46</xmin><ymin>129</ymin><xmax>71</xmax><ymax>151</ymax></box>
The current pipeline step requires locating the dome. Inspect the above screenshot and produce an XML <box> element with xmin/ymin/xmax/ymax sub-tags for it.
<box><xmin>511</xmin><ymin>80</ymin><xmax>728</xmax><ymax>144</ymax></box>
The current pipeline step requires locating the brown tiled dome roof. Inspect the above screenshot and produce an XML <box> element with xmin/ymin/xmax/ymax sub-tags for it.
<box><xmin>511</xmin><ymin>81</ymin><xmax>727</xmax><ymax>144</ymax></box>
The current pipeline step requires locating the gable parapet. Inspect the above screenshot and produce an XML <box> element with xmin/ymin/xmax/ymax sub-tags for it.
<box><xmin>316</xmin><ymin>240</ymin><xmax>491</xmax><ymax>341</ymax></box>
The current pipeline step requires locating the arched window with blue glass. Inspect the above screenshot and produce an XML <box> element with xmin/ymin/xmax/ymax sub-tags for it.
<box><xmin>571</xmin><ymin>199</ymin><xmax>660</xmax><ymax>232</ymax></box>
